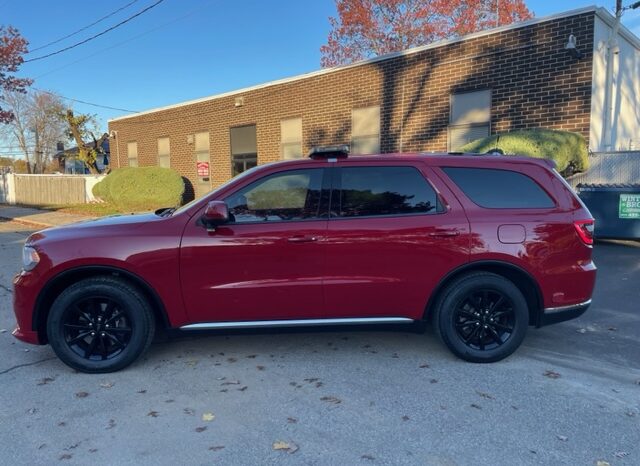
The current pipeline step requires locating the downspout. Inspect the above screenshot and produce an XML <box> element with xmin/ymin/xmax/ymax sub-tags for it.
<box><xmin>602</xmin><ymin>2</ymin><xmax>622</xmax><ymax>151</ymax></box>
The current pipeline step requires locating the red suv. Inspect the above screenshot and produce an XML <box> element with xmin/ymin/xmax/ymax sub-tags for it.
<box><xmin>12</xmin><ymin>149</ymin><xmax>596</xmax><ymax>373</ymax></box>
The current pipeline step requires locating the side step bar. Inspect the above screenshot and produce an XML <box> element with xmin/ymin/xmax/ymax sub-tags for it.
<box><xmin>180</xmin><ymin>317</ymin><xmax>415</xmax><ymax>331</ymax></box>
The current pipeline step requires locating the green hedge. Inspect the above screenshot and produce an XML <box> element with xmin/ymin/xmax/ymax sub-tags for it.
<box><xmin>459</xmin><ymin>129</ymin><xmax>589</xmax><ymax>174</ymax></box>
<box><xmin>92</xmin><ymin>167</ymin><xmax>185</xmax><ymax>211</ymax></box>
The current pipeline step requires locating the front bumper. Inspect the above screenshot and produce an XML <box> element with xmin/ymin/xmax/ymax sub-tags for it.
<box><xmin>12</xmin><ymin>272</ymin><xmax>44</xmax><ymax>345</ymax></box>
<box><xmin>539</xmin><ymin>299</ymin><xmax>591</xmax><ymax>327</ymax></box>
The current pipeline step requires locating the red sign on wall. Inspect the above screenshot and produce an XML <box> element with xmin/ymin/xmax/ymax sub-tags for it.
<box><xmin>197</xmin><ymin>161</ymin><xmax>210</xmax><ymax>177</ymax></box>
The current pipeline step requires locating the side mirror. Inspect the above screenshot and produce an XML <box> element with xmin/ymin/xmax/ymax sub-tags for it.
<box><xmin>202</xmin><ymin>201</ymin><xmax>229</xmax><ymax>231</ymax></box>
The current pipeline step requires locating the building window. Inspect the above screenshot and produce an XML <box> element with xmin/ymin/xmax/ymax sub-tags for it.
<box><xmin>157</xmin><ymin>137</ymin><xmax>170</xmax><ymax>168</ymax></box>
<box><xmin>127</xmin><ymin>141</ymin><xmax>138</xmax><ymax>167</ymax></box>
<box><xmin>230</xmin><ymin>125</ymin><xmax>257</xmax><ymax>176</ymax></box>
<box><xmin>351</xmin><ymin>106</ymin><xmax>380</xmax><ymax>155</ymax></box>
<box><xmin>280</xmin><ymin>117</ymin><xmax>303</xmax><ymax>159</ymax></box>
<box><xmin>448</xmin><ymin>90</ymin><xmax>491</xmax><ymax>151</ymax></box>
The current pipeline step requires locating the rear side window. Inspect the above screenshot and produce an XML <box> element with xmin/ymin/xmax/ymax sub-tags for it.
<box><xmin>336</xmin><ymin>166</ymin><xmax>440</xmax><ymax>217</ymax></box>
<box><xmin>442</xmin><ymin>167</ymin><xmax>554</xmax><ymax>209</ymax></box>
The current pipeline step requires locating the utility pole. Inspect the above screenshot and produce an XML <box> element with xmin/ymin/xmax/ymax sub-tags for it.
<box><xmin>602</xmin><ymin>0</ymin><xmax>623</xmax><ymax>151</ymax></box>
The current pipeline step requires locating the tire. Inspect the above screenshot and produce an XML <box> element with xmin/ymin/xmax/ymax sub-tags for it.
<box><xmin>433</xmin><ymin>272</ymin><xmax>528</xmax><ymax>363</ymax></box>
<box><xmin>47</xmin><ymin>276</ymin><xmax>155</xmax><ymax>373</ymax></box>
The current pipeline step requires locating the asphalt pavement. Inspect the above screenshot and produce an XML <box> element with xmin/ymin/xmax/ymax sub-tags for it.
<box><xmin>0</xmin><ymin>218</ymin><xmax>638</xmax><ymax>466</ymax></box>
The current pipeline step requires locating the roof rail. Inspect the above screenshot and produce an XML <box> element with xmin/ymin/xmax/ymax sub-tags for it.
<box><xmin>308</xmin><ymin>145</ymin><xmax>349</xmax><ymax>159</ymax></box>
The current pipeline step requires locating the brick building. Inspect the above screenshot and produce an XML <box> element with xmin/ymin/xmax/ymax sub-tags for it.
<box><xmin>108</xmin><ymin>6</ymin><xmax>640</xmax><ymax>197</ymax></box>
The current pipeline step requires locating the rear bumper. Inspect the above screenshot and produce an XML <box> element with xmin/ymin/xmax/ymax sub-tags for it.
<box><xmin>539</xmin><ymin>299</ymin><xmax>591</xmax><ymax>326</ymax></box>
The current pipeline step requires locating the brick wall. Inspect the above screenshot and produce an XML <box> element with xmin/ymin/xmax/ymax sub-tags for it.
<box><xmin>108</xmin><ymin>12</ymin><xmax>594</xmax><ymax>192</ymax></box>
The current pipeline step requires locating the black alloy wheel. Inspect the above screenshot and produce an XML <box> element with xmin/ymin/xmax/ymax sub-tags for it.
<box><xmin>434</xmin><ymin>272</ymin><xmax>528</xmax><ymax>363</ymax></box>
<box><xmin>62</xmin><ymin>296</ymin><xmax>133</xmax><ymax>361</ymax></box>
<box><xmin>47</xmin><ymin>277</ymin><xmax>155</xmax><ymax>373</ymax></box>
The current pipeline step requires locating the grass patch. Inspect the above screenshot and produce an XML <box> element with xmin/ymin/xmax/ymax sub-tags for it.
<box><xmin>460</xmin><ymin>129</ymin><xmax>589</xmax><ymax>174</ymax></box>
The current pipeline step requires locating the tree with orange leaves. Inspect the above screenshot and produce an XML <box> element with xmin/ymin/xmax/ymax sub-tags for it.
<box><xmin>321</xmin><ymin>0</ymin><xmax>533</xmax><ymax>67</ymax></box>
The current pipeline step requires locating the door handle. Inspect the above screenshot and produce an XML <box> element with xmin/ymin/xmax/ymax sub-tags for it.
<box><xmin>429</xmin><ymin>231</ymin><xmax>460</xmax><ymax>238</ymax></box>
<box><xmin>288</xmin><ymin>235</ymin><xmax>319</xmax><ymax>243</ymax></box>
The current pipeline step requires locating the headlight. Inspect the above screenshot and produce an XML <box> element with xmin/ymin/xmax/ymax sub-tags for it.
<box><xmin>22</xmin><ymin>246</ymin><xmax>40</xmax><ymax>271</ymax></box>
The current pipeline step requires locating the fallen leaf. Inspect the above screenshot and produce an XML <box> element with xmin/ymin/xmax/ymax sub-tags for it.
<box><xmin>237</xmin><ymin>386</ymin><xmax>248</xmax><ymax>392</ymax></box>
<box><xmin>256</xmin><ymin>365</ymin><xmax>265</xmax><ymax>371</ymax></box>
<box><xmin>320</xmin><ymin>396</ymin><xmax>342</xmax><ymax>404</ymax></box>
<box><xmin>556</xmin><ymin>435</ymin><xmax>568</xmax><ymax>442</ymax></box>
<box><xmin>59</xmin><ymin>454</ymin><xmax>72</xmax><ymax>460</ymax></box>
<box><xmin>106</xmin><ymin>419</ymin><xmax>116</xmax><ymax>430</ymax></box>
<box><xmin>607</xmin><ymin>327</ymin><xmax>617</xmax><ymax>331</ymax></box>
<box><xmin>202</xmin><ymin>412</ymin><xmax>215</xmax><ymax>422</ymax></box>
<box><xmin>476</xmin><ymin>391</ymin><xmax>494</xmax><ymax>400</ymax></box>
<box><xmin>137</xmin><ymin>390</ymin><xmax>147</xmax><ymax>394</ymax></box>
<box><xmin>27</xmin><ymin>408</ymin><xmax>37</xmax><ymax>414</ymax></box>
<box><xmin>37</xmin><ymin>377</ymin><xmax>55</xmax><ymax>385</ymax></box>
<box><xmin>272</xmin><ymin>441</ymin><xmax>299</xmax><ymax>454</ymax></box>
<box><xmin>303</xmin><ymin>378</ymin><xmax>319</xmax><ymax>383</ymax></box>
<box><xmin>147</xmin><ymin>411</ymin><xmax>159</xmax><ymax>418</ymax></box>
<box><xmin>419</xmin><ymin>363</ymin><xmax>430</xmax><ymax>368</ymax></box>
<box><xmin>430</xmin><ymin>379</ymin><xmax>438</xmax><ymax>384</ymax></box>
<box><xmin>57</xmin><ymin>421</ymin><xmax>66</xmax><ymax>427</ymax></box>
<box><xmin>287</xmin><ymin>417</ymin><xmax>298</xmax><ymax>424</ymax></box>
<box><xmin>402</xmin><ymin>415</ymin><xmax>410</xmax><ymax>421</ymax></box>
<box><xmin>576</xmin><ymin>328</ymin><xmax>587</xmax><ymax>334</ymax></box>
<box><xmin>195</xmin><ymin>426</ymin><xmax>207</xmax><ymax>433</ymax></box>
<box><xmin>470</xmin><ymin>403</ymin><xmax>482</xmax><ymax>410</ymax></box>
<box><xmin>165</xmin><ymin>399</ymin><xmax>175</xmax><ymax>403</ymax></box>
<box><xmin>246</xmin><ymin>354</ymin><xmax>257</xmax><ymax>359</ymax></box>
<box><xmin>184</xmin><ymin>408</ymin><xmax>195</xmax><ymax>415</ymax></box>
<box><xmin>543</xmin><ymin>370</ymin><xmax>561</xmax><ymax>379</ymax></box>
<box><xmin>361</xmin><ymin>454</ymin><xmax>375</xmax><ymax>460</ymax></box>
<box><xmin>37</xmin><ymin>444</ymin><xmax>46</xmax><ymax>450</ymax></box>
<box><xmin>220</xmin><ymin>389</ymin><xmax>228</xmax><ymax>393</ymax></box>
<box><xmin>221</xmin><ymin>380</ymin><xmax>240</xmax><ymax>385</ymax></box>
<box><xmin>614</xmin><ymin>451</ymin><xmax>629</xmax><ymax>458</ymax></box>
<box><xmin>89</xmin><ymin>449</ymin><xmax>98</xmax><ymax>453</ymax></box>
<box><xmin>186</xmin><ymin>360</ymin><xmax>198</xmax><ymax>367</ymax></box>
<box><xmin>99</xmin><ymin>382</ymin><xmax>114</xmax><ymax>389</ymax></box>
<box><xmin>75</xmin><ymin>391</ymin><xmax>89</xmax><ymax>398</ymax></box>
<box><xmin>315</xmin><ymin>382</ymin><xmax>324</xmax><ymax>388</ymax></box>
<box><xmin>227</xmin><ymin>357</ymin><xmax>237</xmax><ymax>363</ymax></box>
<box><xmin>209</xmin><ymin>446</ymin><xmax>225</xmax><ymax>451</ymax></box>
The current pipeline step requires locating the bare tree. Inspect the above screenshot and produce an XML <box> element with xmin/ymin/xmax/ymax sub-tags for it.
<box><xmin>1</xmin><ymin>89</ymin><xmax>67</xmax><ymax>173</ymax></box>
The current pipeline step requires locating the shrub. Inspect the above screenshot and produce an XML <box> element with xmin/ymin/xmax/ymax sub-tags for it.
<box><xmin>460</xmin><ymin>129</ymin><xmax>589</xmax><ymax>174</ymax></box>
<box><xmin>92</xmin><ymin>167</ymin><xmax>185</xmax><ymax>211</ymax></box>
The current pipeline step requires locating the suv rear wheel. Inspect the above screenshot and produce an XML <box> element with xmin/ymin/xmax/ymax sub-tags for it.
<box><xmin>47</xmin><ymin>277</ymin><xmax>155</xmax><ymax>373</ymax></box>
<box><xmin>434</xmin><ymin>272</ymin><xmax>528</xmax><ymax>363</ymax></box>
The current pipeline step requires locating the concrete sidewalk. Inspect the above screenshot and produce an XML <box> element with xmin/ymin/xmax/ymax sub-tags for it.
<box><xmin>0</xmin><ymin>205</ymin><xmax>96</xmax><ymax>229</ymax></box>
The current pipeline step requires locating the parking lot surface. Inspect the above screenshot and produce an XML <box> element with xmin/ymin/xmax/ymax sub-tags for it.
<box><xmin>0</xmin><ymin>219</ymin><xmax>638</xmax><ymax>465</ymax></box>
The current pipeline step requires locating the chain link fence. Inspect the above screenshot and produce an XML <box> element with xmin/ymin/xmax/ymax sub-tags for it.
<box><xmin>567</xmin><ymin>151</ymin><xmax>640</xmax><ymax>188</ymax></box>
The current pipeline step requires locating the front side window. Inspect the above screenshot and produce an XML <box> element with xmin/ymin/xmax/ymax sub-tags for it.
<box><xmin>225</xmin><ymin>169</ymin><xmax>324</xmax><ymax>223</ymax></box>
<box><xmin>442</xmin><ymin>167</ymin><xmax>555</xmax><ymax>208</ymax></box>
<box><xmin>335</xmin><ymin>166</ymin><xmax>440</xmax><ymax>218</ymax></box>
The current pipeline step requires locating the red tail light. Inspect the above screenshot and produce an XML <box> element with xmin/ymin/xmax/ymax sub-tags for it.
<box><xmin>574</xmin><ymin>219</ymin><xmax>594</xmax><ymax>245</ymax></box>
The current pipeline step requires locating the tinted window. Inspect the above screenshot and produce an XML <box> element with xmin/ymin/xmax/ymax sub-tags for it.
<box><xmin>225</xmin><ymin>169</ymin><xmax>323</xmax><ymax>222</ymax></box>
<box><xmin>336</xmin><ymin>166</ymin><xmax>439</xmax><ymax>217</ymax></box>
<box><xmin>443</xmin><ymin>167</ymin><xmax>554</xmax><ymax>208</ymax></box>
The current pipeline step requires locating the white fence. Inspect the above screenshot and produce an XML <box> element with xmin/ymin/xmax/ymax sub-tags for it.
<box><xmin>0</xmin><ymin>173</ymin><xmax>105</xmax><ymax>206</ymax></box>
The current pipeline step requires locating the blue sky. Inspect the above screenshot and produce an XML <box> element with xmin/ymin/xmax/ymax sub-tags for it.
<box><xmin>4</xmin><ymin>0</ymin><xmax>640</xmax><ymax>128</ymax></box>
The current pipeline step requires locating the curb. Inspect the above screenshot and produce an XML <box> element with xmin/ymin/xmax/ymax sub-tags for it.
<box><xmin>0</xmin><ymin>216</ymin><xmax>52</xmax><ymax>229</ymax></box>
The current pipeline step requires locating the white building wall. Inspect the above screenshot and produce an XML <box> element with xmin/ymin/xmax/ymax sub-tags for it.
<box><xmin>590</xmin><ymin>15</ymin><xmax>640</xmax><ymax>151</ymax></box>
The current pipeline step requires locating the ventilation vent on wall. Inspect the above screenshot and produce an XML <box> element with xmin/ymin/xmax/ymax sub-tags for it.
<box><xmin>187</xmin><ymin>135</ymin><xmax>194</xmax><ymax>144</ymax></box>
<box><xmin>234</xmin><ymin>96</ymin><xmax>244</xmax><ymax>108</ymax></box>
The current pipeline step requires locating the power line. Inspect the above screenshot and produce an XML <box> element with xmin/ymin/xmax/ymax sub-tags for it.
<box><xmin>23</xmin><ymin>0</ymin><xmax>166</xmax><ymax>63</ymax></box>
<box><xmin>34</xmin><ymin>0</ymin><xmax>212</xmax><ymax>80</ymax></box>
<box><xmin>28</xmin><ymin>0</ymin><xmax>141</xmax><ymax>53</ymax></box>
<box><xmin>32</xmin><ymin>87</ymin><xmax>140</xmax><ymax>113</ymax></box>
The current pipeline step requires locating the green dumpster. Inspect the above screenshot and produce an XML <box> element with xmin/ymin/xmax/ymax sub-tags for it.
<box><xmin>577</xmin><ymin>184</ymin><xmax>640</xmax><ymax>239</ymax></box>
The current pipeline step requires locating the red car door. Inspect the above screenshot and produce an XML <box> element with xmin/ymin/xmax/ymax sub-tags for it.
<box><xmin>180</xmin><ymin>167</ymin><xmax>329</xmax><ymax>323</ymax></box>
<box><xmin>323</xmin><ymin>163</ymin><xmax>470</xmax><ymax>320</ymax></box>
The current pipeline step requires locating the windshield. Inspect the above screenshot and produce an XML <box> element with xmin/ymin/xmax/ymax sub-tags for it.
<box><xmin>171</xmin><ymin>164</ymin><xmax>266</xmax><ymax>216</ymax></box>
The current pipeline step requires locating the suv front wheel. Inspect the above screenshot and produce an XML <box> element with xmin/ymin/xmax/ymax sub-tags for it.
<box><xmin>434</xmin><ymin>272</ymin><xmax>528</xmax><ymax>363</ymax></box>
<box><xmin>47</xmin><ymin>276</ymin><xmax>155</xmax><ymax>373</ymax></box>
